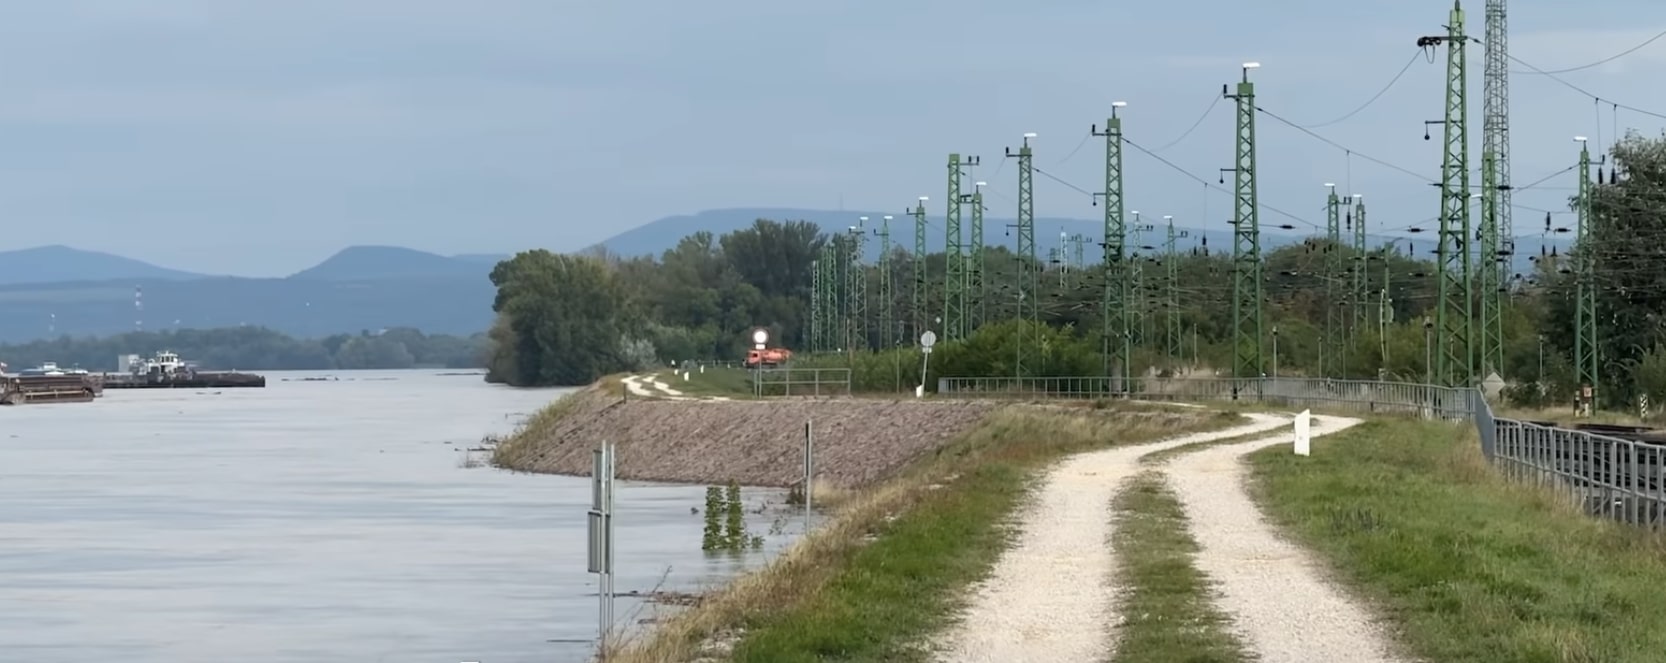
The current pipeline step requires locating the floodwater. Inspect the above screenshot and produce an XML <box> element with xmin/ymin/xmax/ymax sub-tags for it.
<box><xmin>0</xmin><ymin>369</ymin><xmax>807</xmax><ymax>662</ymax></box>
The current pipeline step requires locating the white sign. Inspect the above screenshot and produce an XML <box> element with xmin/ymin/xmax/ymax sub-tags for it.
<box><xmin>920</xmin><ymin>330</ymin><xmax>937</xmax><ymax>348</ymax></box>
<box><xmin>1293</xmin><ymin>409</ymin><xmax>1313</xmax><ymax>456</ymax></box>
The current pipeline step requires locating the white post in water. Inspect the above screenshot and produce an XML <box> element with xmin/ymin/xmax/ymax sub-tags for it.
<box><xmin>588</xmin><ymin>442</ymin><xmax>617</xmax><ymax>657</ymax></box>
<box><xmin>1293</xmin><ymin>410</ymin><xmax>1313</xmax><ymax>456</ymax></box>
<box><xmin>804</xmin><ymin>420</ymin><xmax>814</xmax><ymax>534</ymax></box>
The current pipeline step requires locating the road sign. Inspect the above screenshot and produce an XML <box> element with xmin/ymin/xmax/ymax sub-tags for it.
<box><xmin>920</xmin><ymin>331</ymin><xmax>937</xmax><ymax>348</ymax></box>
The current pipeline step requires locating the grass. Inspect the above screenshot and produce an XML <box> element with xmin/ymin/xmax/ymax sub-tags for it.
<box><xmin>1250</xmin><ymin>419</ymin><xmax>1666</xmax><ymax>663</ymax></box>
<box><xmin>609</xmin><ymin>404</ymin><xmax>1245</xmax><ymax>663</ymax></box>
<box><xmin>1109</xmin><ymin>471</ymin><xmax>1251</xmax><ymax>663</ymax></box>
<box><xmin>650</xmin><ymin>366</ymin><xmax>757</xmax><ymax>399</ymax></box>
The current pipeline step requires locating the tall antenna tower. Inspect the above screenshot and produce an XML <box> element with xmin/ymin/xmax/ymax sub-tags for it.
<box><xmin>1093</xmin><ymin>103</ymin><xmax>1131</xmax><ymax>389</ymax></box>
<box><xmin>911</xmin><ymin>196</ymin><xmax>929</xmax><ymax>339</ymax></box>
<box><xmin>1574</xmin><ymin>136</ymin><xmax>1599</xmax><ymax>404</ymax></box>
<box><xmin>1481</xmin><ymin>0</ymin><xmax>1512</xmax><ymax>377</ymax></box>
<box><xmin>1223</xmin><ymin>62</ymin><xmax>1265</xmax><ymax>387</ymax></box>
<box><xmin>943</xmin><ymin>154</ymin><xmax>971</xmax><ymax>340</ymax></box>
<box><xmin>875</xmin><ymin>215</ymin><xmax>895</xmax><ymax>349</ymax></box>
<box><xmin>810</xmin><ymin>256</ymin><xmax>822</xmax><ymax>352</ymax></box>
<box><xmin>135</xmin><ymin>285</ymin><xmax>144</xmax><ymax>333</ymax></box>
<box><xmin>1421</xmin><ymin>2</ymin><xmax>1473</xmax><ymax>387</ymax></box>
<box><xmin>848</xmin><ymin>219</ymin><xmax>868</xmax><ymax>352</ymax></box>
<box><xmin>1324</xmin><ymin>183</ymin><xmax>1343</xmax><ymax>376</ymax></box>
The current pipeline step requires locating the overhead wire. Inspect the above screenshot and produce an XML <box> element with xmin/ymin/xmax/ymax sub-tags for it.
<box><xmin>1505</xmin><ymin>51</ymin><xmax>1666</xmax><ymax>121</ymax></box>
<box><xmin>1510</xmin><ymin>27</ymin><xmax>1666</xmax><ymax>75</ymax></box>
<box><xmin>1120</xmin><ymin>136</ymin><xmax>1321</xmax><ymax>231</ymax></box>
<box><xmin>1256</xmin><ymin>106</ymin><xmax>1437</xmax><ymax>183</ymax></box>
<box><xmin>1294</xmin><ymin>50</ymin><xmax>1425</xmax><ymax>129</ymax></box>
<box><xmin>1151</xmin><ymin>95</ymin><xmax>1222</xmax><ymax>152</ymax></box>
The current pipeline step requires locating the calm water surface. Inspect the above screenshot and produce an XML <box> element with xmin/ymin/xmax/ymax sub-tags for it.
<box><xmin>0</xmin><ymin>370</ymin><xmax>803</xmax><ymax>662</ymax></box>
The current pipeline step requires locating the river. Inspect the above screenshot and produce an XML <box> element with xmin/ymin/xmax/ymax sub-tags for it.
<box><xmin>0</xmin><ymin>369</ymin><xmax>805</xmax><ymax>662</ymax></box>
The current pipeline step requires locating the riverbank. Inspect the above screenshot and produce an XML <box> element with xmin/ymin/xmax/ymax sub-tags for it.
<box><xmin>493</xmin><ymin>384</ymin><xmax>999</xmax><ymax>487</ymax></box>
<box><xmin>608</xmin><ymin>402</ymin><xmax>1244</xmax><ymax>662</ymax></box>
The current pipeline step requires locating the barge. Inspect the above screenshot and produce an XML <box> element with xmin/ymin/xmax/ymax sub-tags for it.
<box><xmin>99</xmin><ymin>351</ymin><xmax>266</xmax><ymax>389</ymax></box>
<box><xmin>0</xmin><ymin>374</ymin><xmax>102</xmax><ymax>404</ymax></box>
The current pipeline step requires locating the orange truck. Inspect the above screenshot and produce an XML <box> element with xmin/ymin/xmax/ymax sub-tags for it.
<box><xmin>745</xmin><ymin>347</ymin><xmax>793</xmax><ymax>368</ymax></box>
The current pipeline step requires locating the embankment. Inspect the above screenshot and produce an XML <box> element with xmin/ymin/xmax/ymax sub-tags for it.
<box><xmin>493</xmin><ymin>385</ymin><xmax>998</xmax><ymax>487</ymax></box>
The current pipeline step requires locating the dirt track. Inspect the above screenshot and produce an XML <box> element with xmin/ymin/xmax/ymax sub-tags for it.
<box><xmin>498</xmin><ymin>388</ymin><xmax>997</xmax><ymax>487</ymax></box>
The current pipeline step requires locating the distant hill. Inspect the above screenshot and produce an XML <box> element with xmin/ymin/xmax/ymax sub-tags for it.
<box><xmin>450</xmin><ymin>253</ymin><xmax>510</xmax><ymax>266</ymax></box>
<box><xmin>0</xmin><ymin>245</ymin><xmax>206</xmax><ymax>285</ymax></box>
<box><xmin>288</xmin><ymin>245</ymin><xmax>489</xmax><ymax>281</ymax></box>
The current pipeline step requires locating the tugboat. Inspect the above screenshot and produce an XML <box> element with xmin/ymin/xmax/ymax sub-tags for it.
<box><xmin>101</xmin><ymin>350</ymin><xmax>265</xmax><ymax>389</ymax></box>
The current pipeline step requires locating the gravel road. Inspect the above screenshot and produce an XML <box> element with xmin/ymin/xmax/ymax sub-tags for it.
<box><xmin>1165</xmin><ymin>414</ymin><xmax>1410</xmax><ymax>663</ymax></box>
<box><xmin>933</xmin><ymin>413</ymin><xmax>1291</xmax><ymax>663</ymax></box>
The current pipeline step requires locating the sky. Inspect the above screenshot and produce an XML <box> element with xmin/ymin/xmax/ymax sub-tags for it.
<box><xmin>0</xmin><ymin>1</ymin><xmax>1662</xmax><ymax>277</ymax></box>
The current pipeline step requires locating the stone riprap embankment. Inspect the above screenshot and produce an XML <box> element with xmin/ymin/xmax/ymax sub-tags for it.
<box><xmin>498</xmin><ymin>387</ymin><xmax>996</xmax><ymax>487</ymax></box>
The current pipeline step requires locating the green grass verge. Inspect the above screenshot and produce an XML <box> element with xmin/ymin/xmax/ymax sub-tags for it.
<box><xmin>1250</xmin><ymin>419</ymin><xmax>1666</xmax><ymax>663</ymax></box>
<box><xmin>650</xmin><ymin>367</ymin><xmax>758</xmax><ymax>398</ymax></box>
<box><xmin>1109</xmin><ymin>471</ymin><xmax>1250</xmax><ymax>663</ymax></box>
<box><xmin>616</xmin><ymin>405</ymin><xmax>1245</xmax><ymax>663</ymax></box>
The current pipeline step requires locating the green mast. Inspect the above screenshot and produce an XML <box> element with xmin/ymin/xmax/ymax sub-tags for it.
<box><xmin>809</xmin><ymin>254</ymin><xmax>822</xmax><ymax>352</ymax></box>
<box><xmin>1479</xmin><ymin>150</ymin><xmax>1504</xmax><ymax>378</ymax></box>
<box><xmin>968</xmin><ymin>180</ymin><xmax>986</xmax><ymax>330</ymax></box>
<box><xmin>1164</xmin><ymin>216</ymin><xmax>1188</xmax><ymax>372</ymax></box>
<box><xmin>1224</xmin><ymin>62</ymin><xmax>1264</xmax><ymax>388</ymax></box>
<box><xmin>1423</xmin><ymin>1</ymin><xmax>1472</xmax><ymax>387</ymax></box>
<box><xmin>911</xmin><ymin>196</ymin><xmax>928</xmax><ymax>340</ymax></box>
<box><xmin>1005</xmin><ymin>133</ymin><xmax>1037</xmax><ymax>377</ymax></box>
<box><xmin>1575</xmin><ymin>136</ymin><xmax>1598</xmax><ymax>406</ymax></box>
<box><xmin>1351</xmin><ymin>195</ymin><xmax>1369</xmax><ymax>340</ymax></box>
<box><xmin>944</xmin><ymin>154</ymin><xmax>965</xmax><ymax>341</ymax></box>
<box><xmin>875</xmin><ymin>215</ymin><xmax>894</xmax><ymax>349</ymax></box>
<box><xmin>1483</xmin><ymin>0</ymin><xmax>1513</xmax><ymax>378</ymax></box>
<box><xmin>1092</xmin><ymin>102</ymin><xmax>1130</xmax><ymax>390</ymax></box>
<box><xmin>848</xmin><ymin>219</ymin><xmax>868</xmax><ymax>351</ymax></box>
<box><xmin>1129</xmin><ymin>215</ymin><xmax>1152</xmax><ymax>351</ymax></box>
<box><xmin>1324</xmin><ymin>183</ymin><xmax>1342</xmax><ymax>377</ymax></box>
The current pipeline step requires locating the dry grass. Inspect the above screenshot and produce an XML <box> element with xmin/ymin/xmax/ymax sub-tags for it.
<box><xmin>607</xmin><ymin>403</ymin><xmax>1244</xmax><ymax>663</ymax></box>
<box><xmin>491</xmin><ymin>378</ymin><xmax>624</xmax><ymax>469</ymax></box>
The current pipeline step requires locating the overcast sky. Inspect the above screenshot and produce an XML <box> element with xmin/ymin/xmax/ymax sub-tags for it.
<box><xmin>0</xmin><ymin>1</ymin><xmax>1661</xmax><ymax>276</ymax></box>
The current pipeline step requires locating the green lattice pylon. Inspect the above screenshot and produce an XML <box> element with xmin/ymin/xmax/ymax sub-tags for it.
<box><xmin>1224</xmin><ymin>65</ymin><xmax>1264</xmax><ymax>387</ymax></box>
<box><xmin>875</xmin><ymin>215</ymin><xmax>894</xmax><ymax>349</ymax></box>
<box><xmin>1351</xmin><ymin>195</ymin><xmax>1369</xmax><ymax>338</ymax></box>
<box><xmin>1164</xmin><ymin>217</ymin><xmax>1189</xmax><ymax>372</ymax></box>
<box><xmin>1478</xmin><ymin>152</ymin><xmax>1503</xmax><ymax>377</ymax></box>
<box><xmin>1092</xmin><ymin>104</ymin><xmax>1130</xmax><ymax>390</ymax></box>
<box><xmin>943</xmin><ymin>154</ymin><xmax>965</xmax><ymax>341</ymax></box>
<box><xmin>847</xmin><ymin>219</ymin><xmax>867</xmax><ymax>351</ymax></box>
<box><xmin>911</xmin><ymin>197</ymin><xmax>928</xmax><ymax>341</ymax></box>
<box><xmin>1575</xmin><ymin>137</ymin><xmax>1599</xmax><ymax>404</ymax></box>
<box><xmin>1425</xmin><ymin>2</ymin><xmax>1473</xmax><ymax>388</ymax></box>
<box><xmin>968</xmin><ymin>182</ymin><xmax>986</xmax><ymax>329</ymax></box>
<box><xmin>1324</xmin><ymin>183</ymin><xmax>1342</xmax><ymax>376</ymax></box>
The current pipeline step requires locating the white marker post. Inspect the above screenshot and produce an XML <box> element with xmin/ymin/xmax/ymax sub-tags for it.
<box><xmin>917</xmin><ymin>330</ymin><xmax>937</xmax><ymax>398</ymax></box>
<box><xmin>1293</xmin><ymin>409</ymin><xmax>1313</xmax><ymax>456</ymax></box>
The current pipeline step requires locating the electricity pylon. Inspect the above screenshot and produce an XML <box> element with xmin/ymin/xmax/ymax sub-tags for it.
<box><xmin>1164</xmin><ymin>217</ymin><xmax>1189</xmax><ymax>372</ymax></box>
<box><xmin>1223</xmin><ymin>62</ymin><xmax>1264</xmax><ymax>386</ymax></box>
<box><xmin>874</xmin><ymin>215</ymin><xmax>894</xmax><ymax>349</ymax></box>
<box><xmin>848</xmin><ymin>219</ymin><xmax>868</xmax><ymax>352</ymax></box>
<box><xmin>1005</xmin><ymin>133</ymin><xmax>1038</xmax><ymax>330</ymax></box>
<box><xmin>810</xmin><ymin>256</ymin><xmax>822</xmax><ymax>352</ymax></box>
<box><xmin>1482</xmin><ymin>0</ymin><xmax>1513</xmax><ymax>374</ymax></box>
<box><xmin>910</xmin><ymin>196</ymin><xmax>929</xmax><ymax>340</ymax></box>
<box><xmin>1350</xmin><ymin>195</ymin><xmax>1369</xmax><ymax>337</ymax></box>
<box><xmin>1575</xmin><ymin>136</ymin><xmax>1598</xmax><ymax>405</ymax></box>
<box><xmin>967</xmin><ymin>181</ymin><xmax>987</xmax><ymax>329</ymax></box>
<box><xmin>944</xmin><ymin>154</ymin><xmax>966</xmax><ymax>341</ymax></box>
<box><xmin>1324</xmin><ymin>183</ymin><xmax>1343</xmax><ymax>376</ymax></box>
<box><xmin>1420</xmin><ymin>3</ymin><xmax>1473</xmax><ymax>388</ymax></box>
<box><xmin>1092</xmin><ymin>102</ymin><xmax>1131</xmax><ymax>390</ymax></box>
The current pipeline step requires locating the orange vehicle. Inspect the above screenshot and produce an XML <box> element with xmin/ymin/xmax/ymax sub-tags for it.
<box><xmin>745</xmin><ymin>347</ymin><xmax>793</xmax><ymax>368</ymax></box>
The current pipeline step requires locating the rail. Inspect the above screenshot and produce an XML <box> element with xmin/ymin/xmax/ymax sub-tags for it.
<box><xmin>938</xmin><ymin>374</ymin><xmax>1666</xmax><ymax>531</ymax></box>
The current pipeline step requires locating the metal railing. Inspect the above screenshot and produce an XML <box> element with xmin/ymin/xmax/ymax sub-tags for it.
<box><xmin>939</xmin><ymin>373</ymin><xmax>1666</xmax><ymax>531</ymax></box>
<box><xmin>749</xmin><ymin>367</ymin><xmax>852</xmax><ymax>398</ymax></box>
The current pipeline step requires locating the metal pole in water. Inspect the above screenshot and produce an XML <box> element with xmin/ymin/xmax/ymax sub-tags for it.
<box><xmin>804</xmin><ymin>420</ymin><xmax>814</xmax><ymax>535</ymax></box>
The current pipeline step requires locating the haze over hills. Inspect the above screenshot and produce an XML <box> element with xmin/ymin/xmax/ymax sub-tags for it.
<box><xmin>0</xmin><ymin>206</ymin><xmax>1566</xmax><ymax>344</ymax></box>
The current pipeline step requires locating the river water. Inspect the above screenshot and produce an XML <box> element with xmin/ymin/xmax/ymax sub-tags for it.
<box><xmin>0</xmin><ymin>369</ymin><xmax>804</xmax><ymax>662</ymax></box>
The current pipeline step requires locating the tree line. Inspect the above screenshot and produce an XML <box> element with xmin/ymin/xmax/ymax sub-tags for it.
<box><xmin>1</xmin><ymin>326</ymin><xmax>486</xmax><ymax>373</ymax></box>
<box><xmin>485</xmin><ymin>132</ymin><xmax>1666</xmax><ymax>410</ymax></box>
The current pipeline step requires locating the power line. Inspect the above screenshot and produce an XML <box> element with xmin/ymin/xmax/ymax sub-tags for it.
<box><xmin>1121</xmin><ymin>137</ymin><xmax>1320</xmax><ymax>231</ymax></box>
<box><xmin>1257</xmin><ymin>106</ymin><xmax>1437</xmax><ymax>183</ymax></box>
<box><xmin>1296</xmin><ymin>50</ymin><xmax>1425</xmax><ymax>128</ymax></box>
<box><xmin>1506</xmin><ymin>52</ymin><xmax>1666</xmax><ymax>121</ymax></box>
<box><xmin>1152</xmin><ymin>95</ymin><xmax>1221</xmax><ymax>151</ymax></box>
<box><xmin>1511</xmin><ymin>27</ymin><xmax>1666</xmax><ymax>75</ymax></box>
<box><xmin>1032</xmin><ymin>166</ymin><xmax>1096</xmax><ymax>198</ymax></box>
